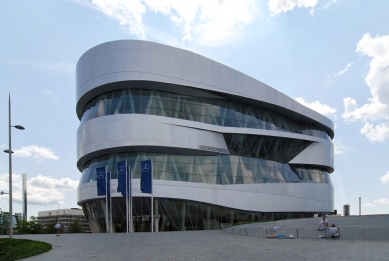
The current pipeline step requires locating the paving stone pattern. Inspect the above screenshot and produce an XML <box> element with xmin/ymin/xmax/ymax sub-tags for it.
<box><xmin>2</xmin><ymin>231</ymin><xmax>388</xmax><ymax>261</ymax></box>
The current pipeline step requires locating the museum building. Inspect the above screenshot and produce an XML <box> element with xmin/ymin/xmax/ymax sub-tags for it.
<box><xmin>76</xmin><ymin>40</ymin><xmax>335</xmax><ymax>233</ymax></box>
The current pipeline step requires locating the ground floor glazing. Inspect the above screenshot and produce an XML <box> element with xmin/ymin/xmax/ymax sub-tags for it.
<box><xmin>81</xmin><ymin>197</ymin><xmax>321</xmax><ymax>233</ymax></box>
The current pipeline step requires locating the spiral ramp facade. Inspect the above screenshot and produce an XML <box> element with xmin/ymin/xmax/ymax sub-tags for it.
<box><xmin>76</xmin><ymin>40</ymin><xmax>335</xmax><ymax>233</ymax></box>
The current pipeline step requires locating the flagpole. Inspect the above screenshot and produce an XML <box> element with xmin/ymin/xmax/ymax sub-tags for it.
<box><xmin>130</xmin><ymin>169</ymin><xmax>133</xmax><ymax>233</ymax></box>
<box><xmin>105</xmin><ymin>167</ymin><xmax>108</xmax><ymax>233</ymax></box>
<box><xmin>151</xmin><ymin>159</ymin><xmax>153</xmax><ymax>233</ymax></box>
<box><xmin>110</xmin><ymin>172</ymin><xmax>112</xmax><ymax>234</ymax></box>
<box><xmin>126</xmin><ymin>162</ymin><xmax>128</xmax><ymax>233</ymax></box>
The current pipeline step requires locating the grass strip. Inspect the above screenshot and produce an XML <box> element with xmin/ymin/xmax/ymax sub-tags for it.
<box><xmin>0</xmin><ymin>238</ymin><xmax>52</xmax><ymax>261</ymax></box>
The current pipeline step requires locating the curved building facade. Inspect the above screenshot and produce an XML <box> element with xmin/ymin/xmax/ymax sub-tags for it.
<box><xmin>76</xmin><ymin>40</ymin><xmax>335</xmax><ymax>233</ymax></box>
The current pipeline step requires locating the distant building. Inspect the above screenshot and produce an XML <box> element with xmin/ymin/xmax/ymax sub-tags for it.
<box><xmin>0</xmin><ymin>212</ymin><xmax>19</xmax><ymax>234</ymax></box>
<box><xmin>38</xmin><ymin>208</ymin><xmax>90</xmax><ymax>233</ymax></box>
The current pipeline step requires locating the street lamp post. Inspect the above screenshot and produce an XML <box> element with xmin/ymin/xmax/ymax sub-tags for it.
<box><xmin>4</xmin><ymin>94</ymin><xmax>25</xmax><ymax>238</ymax></box>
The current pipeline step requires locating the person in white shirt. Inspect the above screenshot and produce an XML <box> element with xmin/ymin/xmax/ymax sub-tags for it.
<box><xmin>329</xmin><ymin>224</ymin><xmax>339</xmax><ymax>238</ymax></box>
<box><xmin>318</xmin><ymin>216</ymin><xmax>328</xmax><ymax>230</ymax></box>
<box><xmin>54</xmin><ymin>223</ymin><xmax>61</xmax><ymax>236</ymax></box>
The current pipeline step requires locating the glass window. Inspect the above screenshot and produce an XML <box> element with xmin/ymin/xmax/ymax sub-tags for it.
<box><xmin>81</xmin><ymin>86</ymin><xmax>331</xmax><ymax>140</ymax></box>
<box><xmin>140</xmin><ymin>89</ymin><xmax>152</xmax><ymax>114</ymax></box>
<box><xmin>80</xmin><ymin>152</ymin><xmax>332</xmax><ymax>186</ymax></box>
<box><xmin>130</xmin><ymin>89</ymin><xmax>141</xmax><ymax>114</ymax></box>
<box><xmin>109</xmin><ymin>98</ymin><xmax>119</xmax><ymax>115</ymax></box>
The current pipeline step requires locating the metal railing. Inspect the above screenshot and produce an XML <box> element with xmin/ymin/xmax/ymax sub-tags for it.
<box><xmin>226</xmin><ymin>226</ymin><xmax>389</xmax><ymax>240</ymax></box>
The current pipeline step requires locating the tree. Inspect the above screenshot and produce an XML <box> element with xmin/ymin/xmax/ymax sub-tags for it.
<box><xmin>42</xmin><ymin>221</ymin><xmax>57</xmax><ymax>234</ymax></box>
<box><xmin>15</xmin><ymin>219</ymin><xmax>30</xmax><ymax>234</ymax></box>
<box><xmin>68</xmin><ymin>219</ymin><xmax>84</xmax><ymax>233</ymax></box>
<box><xmin>0</xmin><ymin>212</ymin><xmax>9</xmax><ymax>235</ymax></box>
<box><xmin>13</xmin><ymin>216</ymin><xmax>42</xmax><ymax>234</ymax></box>
<box><xmin>28</xmin><ymin>216</ymin><xmax>42</xmax><ymax>234</ymax></box>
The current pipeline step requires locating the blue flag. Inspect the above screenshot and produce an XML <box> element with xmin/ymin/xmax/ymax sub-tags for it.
<box><xmin>96</xmin><ymin>167</ymin><xmax>110</xmax><ymax>197</ymax></box>
<box><xmin>140</xmin><ymin>159</ymin><xmax>152</xmax><ymax>194</ymax></box>
<box><xmin>117</xmin><ymin>161</ymin><xmax>128</xmax><ymax>197</ymax></box>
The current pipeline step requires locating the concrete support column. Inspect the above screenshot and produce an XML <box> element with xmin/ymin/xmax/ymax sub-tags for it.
<box><xmin>155</xmin><ymin>199</ymin><xmax>159</xmax><ymax>232</ymax></box>
<box><xmin>90</xmin><ymin>220</ymin><xmax>100</xmax><ymax>233</ymax></box>
<box><xmin>206</xmin><ymin>206</ymin><xmax>211</xmax><ymax>230</ymax></box>
<box><xmin>131</xmin><ymin>216</ymin><xmax>134</xmax><ymax>233</ymax></box>
<box><xmin>181</xmin><ymin>201</ymin><xmax>186</xmax><ymax>231</ymax></box>
<box><xmin>100</xmin><ymin>199</ymin><xmax>108</xmax><ymax>232</ymax></box>
<box><xmin>229</xmin><ymin>210</ymin><xmax>234</xmax><ymax>225</ymax></box>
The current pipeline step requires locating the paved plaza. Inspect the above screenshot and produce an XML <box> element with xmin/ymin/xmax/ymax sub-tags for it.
<box><xmin>2</xmin><ymin>230</ymin><xmax>388</xmax><ymax>261</ymax></box>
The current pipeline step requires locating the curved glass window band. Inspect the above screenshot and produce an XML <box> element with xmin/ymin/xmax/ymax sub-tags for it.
<box><xmin>81</xmin><ymin>198</ymin><xmax>319</xmax><ymax>232</ymax></box>
<box><xmin>80</xmin><ymin>152</ymin><xmax>332</xmax><ymax>186</ymax></box>
<box><xmin>80</xmin><ymin>87</ymin><xmax>331</xmax><ymax>140</ymax></box>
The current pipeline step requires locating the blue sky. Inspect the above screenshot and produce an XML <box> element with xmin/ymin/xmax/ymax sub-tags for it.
<box><xmin>0</xmin><ymin>0</ymin><xmax>388</xmax><ymax>217</ymax></box>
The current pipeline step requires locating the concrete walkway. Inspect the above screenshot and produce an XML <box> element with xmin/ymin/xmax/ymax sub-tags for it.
<box><xmin>2</xmin><ymin>230</ymin><xmax>389</xmax><ymax>261</ymax></box>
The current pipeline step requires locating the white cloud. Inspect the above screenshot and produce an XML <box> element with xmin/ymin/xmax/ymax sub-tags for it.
<box><xmin>29</xmin><ymin>175</ymin><xmax>79</xmax><ymax>191</ymax></box>
<box><xmin>373</xmin><ymin>198</ymin><xmax>389</xmax><ymax>206</ymax></box>
<box><xmin>357</xmin><ymin>34</ymin><xmax>389</xmax><ymax>106</ymax></box>
<box><xmin>326</xmin><ymin>62</ymin><xmax>353</xmax><ymax>85</ymax></box>
<box><xmin>379</xmin><ymin>171</ymin><xmax>389</xmax><ymax>185</ymax></box>
<box><xmin>268</xmin><ymin>0</ymin><xmax>318</xmax><ymax>15</ymax></box>
<box><xmin>14</xmin><ymin>146</ymin><xmax>59</xmax><ymax>160</ymax></box>
<box><xmin>363</xmin><ymin>202</ymin><xmax>375</xmax><ymax>207</ymax></box>
<box><xmin>80</xmin><ymin>0</ymin><xmax>147</xmax><ymax>38</ymax></box>
<box><xmin>342</xmin><ymin>33</ymin><xmax>389</xmax><ymax>142</ymax></box>
<box><xmin>0</xmin><ymin>174</ymin><xmax>78</xmax><ymax>206</ymax></box>
<box><xmin>360</xmin><ymin>122</ymin><xmax>389</xmax><ymax>142</ymax></box>
<box><xmin>336</xmin><ymin>63</ymin><xmax>353</xmax><ymax>76</ymax></box>
<box><xmin>323</xmin><ymin>0</ymin><xmax>337</xmax><ymax>9</ymax></box>
<box><xmin>342</xmin><ymin>97</ymin><xmax>389</xmax><ymax>123</ymax></box>
<box><xmin>295</xmin><ymin>97</ymin><xmax>336</xmax><ymax>116</ymax></box>
<box><xmin>333</xmin><ymin>139</ymin><xmax>345</xmax><ymax>154</ymax></box>
<box><xmin>75</xmin><ymin>0</ymin><xmax>258</xmax><ymax>47</ymax></box>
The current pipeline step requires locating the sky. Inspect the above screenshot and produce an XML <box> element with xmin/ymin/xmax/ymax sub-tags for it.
<box><xmin>0</xmin><ymin>0</ymin><xmax>388</xmax><ymax>218</ymax></box>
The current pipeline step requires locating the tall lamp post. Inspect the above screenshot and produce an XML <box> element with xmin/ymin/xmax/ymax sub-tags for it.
<box><xmin>3</xmin><ymin>94</ymin><xmax>25</xmax><ymax>238</ymax></box>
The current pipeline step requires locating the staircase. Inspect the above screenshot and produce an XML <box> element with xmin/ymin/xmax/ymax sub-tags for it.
<box><xmin>225</xmin><ymin>214</ymin><xmax>389</xmax><ymax>240</ymax></box>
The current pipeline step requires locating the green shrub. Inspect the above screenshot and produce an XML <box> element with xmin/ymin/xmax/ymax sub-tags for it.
<box><xmin>14</xmin><ymin>216</ymin><xmax>42</xmax><ymax>234</ymax></box>
<box><xmin>68</xmin><ymin>219</ymin><xmax>84</xmax><ymax>233</ymax></box>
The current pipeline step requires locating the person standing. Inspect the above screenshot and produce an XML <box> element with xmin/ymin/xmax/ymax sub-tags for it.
<box><xmin>318</xmin><ymin>216</ymin><xmax>328</xmax><ymax>230</ymax></box>
<box><xmin>54</xmin><ymin>223</ymin><xmax>61</xmax><ymax>236</ymax></box>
